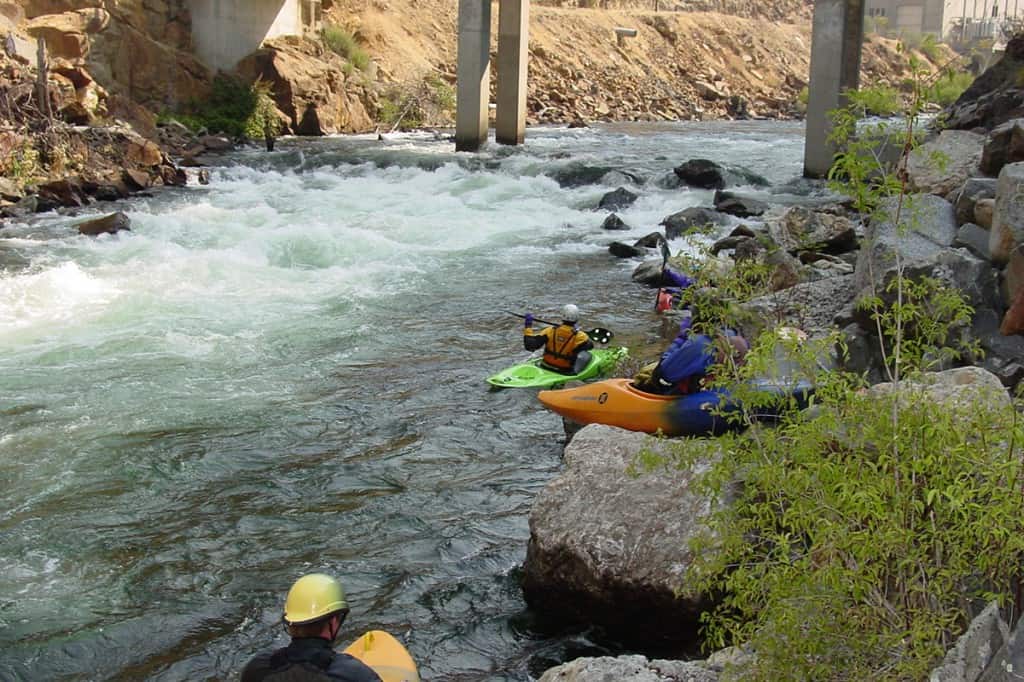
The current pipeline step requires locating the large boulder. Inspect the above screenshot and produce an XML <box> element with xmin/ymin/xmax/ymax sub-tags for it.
<box><xmin>852</xmin><ymin>247</ymin><xmax>1000</xmax><ymax>339</ymax></box>
<box><xmin>906</xmin><ymin>130</ymin><xmax>985</xmax><ymax>198</ymax></box>
<box><xmin>1001</xmin><ymin>287</ymin><xmax>1024</xmax><ymax>336</ymax></box>
<box><xmin>990</xmin><ymin>162</ymin><xmax>1024</xmax><ymax>265</ymax></box>
<box><xmin>712</xmin><ymin>190</ymin><xmax>767</xmax><ymax>217</ymax></box>
<box><xmin>598</xmin><ymin>186</ymin><xmax>638</xmax><ymax>211</ymax></box>
<box><xmin>868</xmin><ymin>366</ymin><xmax>1010</xmax><ymax>413</ymax></box>
<box><xmin>522</xmin><ymin>424</ymin><xmax>720</xmax><ymax>645</ymax></box>
<box><xmin>767</xmin><ymin>206</ymin><xmax>859</xmax><ymax>256</ymax></box>
<box><xmin>25</xmin><ymin>8</ymin><xmax>110</xmax><ymax>61</ymax></box>
<box><xmin>660</xmin><ymin>206</ymin><xmax>730</xmax><ymax>239</ymax></box>
<box><xmin>972</xmin><ymin>307</ymin><xmax>1024</xmax><ymax>388</ymax></box>
<box><xmin>539</xmin><ymin>655</ymin><xmax>718</xmax><ymax>682</ymax></box>
<box><xmin>76</xmin><ymin>210</ymin><xmax>130</xmax><ymax>236</ymax></box>
<box><xmin>931</xmin><ymin>602</ymin><xmax>1006</xmax><ymax>682</ymax></box>
<box><xmin>672</xmin><ymin>159</ymin><xmax>769</xmax><ymax>190</ymax></box>
<box><xmin>954</xmin><ymin>178</ymin><xmax>997</xmax><ymax>227</ymax></box>
<box><xmin>674</xmin><ymin>158</ymin><xmax>727</xmax><ymax>189</ymax></box>
<box><xmin>743</xmin><ymin>273</ymin><xmax>857</xmax><ymax>338</ymax></box>
<box><xmin>981</xmin><ymin>118</ymin><xmax>1024</xmax><ymax>176</ymax></box>
<box><xmin>853</xmin><ymin>194</ymin><xmax>957</xmax><ymax>295</ymax></box>
<box><xmin>236</xmin><ymin>35</ymin><xmax>373</xmax><ymax>135</ymax></box>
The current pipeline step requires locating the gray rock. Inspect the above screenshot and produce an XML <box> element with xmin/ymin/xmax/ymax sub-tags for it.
<box><xmin>977</xmin><ymin>606</ymin><xmax>1024</xmax><ymax>682</ymax></box>
<box><xmin>768</xmin><ymin>206</ymin><xmax>859</xmax><ymax>256</ymax></box>
<box><xmin>674</xmin><ymin>158</ymin><xmax>727</xmax><ymax>189</ymax></box>
<box><xmin>713</xmin><ymin>190</ymin><xmax>767</xmax><ymax>218</ymax></box>
<box><xmin>743</xmin><ymin>274</ymin><xmax>857</xmax><ymax>338</ymax></box>
<box><xmin>972</xmin><ymin>306</ymin><xmax>1024</xmax><ymax>391</ymax></box>
<box><xmin>76</xmin><ymin>211</ymin><xmax>131</xmax><ymax>236</ymax></box>
<box><xmin>635</xmin><ymin>232</ymin><xmax>667</xmax><ymax>249</ymax></box>
<box><xmin>522</xmin><ymin>424</ymin><xmax>720</xmax><ymax>644</ymax></box>
<box><xmin>869</xmin><ymin>366</ymin><xmax>1011</xmax><ymax>412</ymax></box>
<box><xmin>609</xmin><ymin>241</ymin><xmax>644</xmax><ymax>258</ymax></box>
<box><xmin>854</xmin><ymin>194</ymin><xmax>958</xmax><ymax>295</ymax></box>
<box><xmin>1004</xmin><ymin>247</ymin><xmax>1024</xmax><ymax>309</ymax></box>
<box><xmin>839</xmin><ymin>322</ymin><xmax>887</xmax><ymax>384</ymax></box>
<box><xmin>602</xmin><ymin>213</ymin><xmax>631</xmax><ymax>230</ymax></box>
<box><xmin>598</xmin><ymin>187</ymin><xmax>639</xmax><ymax>211</ymax></box>
<box><xmin>990</xmin><ymin>162</ymin><xmax>1024</xmax><ymax>265</ymax></box>
<box><xmin>954</xmin><ymin>178</ymin><xmax>997</xmax><ymax>226</ymax></box>
<box><xmin>0</xmin><ymin>176</ymin><xmax>23</xmax><ymax>201</ymax></box>
<box><xmin>931</xmin><ymin>602</ymin><xmax>1007</xmax><ymax>682</ymax></box>
<box><xmin>198</xmin><ymin>134</ymin><xmax>233</xmax><ymax>151</ymax></box>
<box><xmin>907</xmin><ymin>130</ymin><xmax>985</xmax><ymax>197</ymax></box>
<box><xmin>539</xmin><ymin>655</ymin><xmax>719</xmax><ymax>682</ymax></box>
<box><xmin>955</xmin><ymin>223</ymin><xmax>993</xmax><ymax>261</ymax></box>
<box><xmin>854</xmin><ymin>248</ymin><xmax>1000</xmax><ymax>335</ymax></box>
<box><xmin>975</xmin><ymin>198</ymin><xmax>995</xmax><ymax>229</ymax></box>
<box><xmin>980</xmin><ymin>117</ymin><xmax>1024</xmax><ymax>176</ymax></box>
<box><xmin>661</xmin><ymin>207</ymin><xmax>729</xmax><ymax>239</ymax></box>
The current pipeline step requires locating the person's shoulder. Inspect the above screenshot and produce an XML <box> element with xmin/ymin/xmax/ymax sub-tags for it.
<box><xmin>326</xmin><ymin>652</ymin><xmax>383</xmax><ymax>681</ymax></box>
<box><xmin>239</xmin><ymin>651</ymin><xmax>276</xmax><ymax>681</ymax></box>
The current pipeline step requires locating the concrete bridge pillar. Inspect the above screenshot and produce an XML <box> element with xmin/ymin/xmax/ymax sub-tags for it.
<box><xmin>496</xmin><ymin>0</ymin><xmax>529</xmax><ymax>145</ymax></box>
<box><xmin>455</xmin><ymin>0</ymin><xmax>491</xmax><ymax>152</ymax></box>
<box><xmin>803</xmin><ymin>0</ymin><xmax>865</xmax><ymax>178</ymax></box>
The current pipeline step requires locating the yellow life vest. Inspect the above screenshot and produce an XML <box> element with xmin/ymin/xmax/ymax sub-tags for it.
<box><xmin>541</xmin><ymin>324</ymin><xmax>588</xmax><ymax>370</ymax></box>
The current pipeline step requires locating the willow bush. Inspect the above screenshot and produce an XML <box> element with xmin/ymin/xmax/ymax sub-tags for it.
<box><xmin>643</xmin><ymin>66</ymin><xmax>1024</xmax><ymax>681</ymax></box>
<box><xmin>167</xmin><ymin>75</ymin><xmax>281</xmax><ymax>140</ymax></box>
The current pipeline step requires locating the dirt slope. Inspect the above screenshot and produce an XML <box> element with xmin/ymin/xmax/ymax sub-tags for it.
<box><xmin>328</xmin><ymin>0</ymin><xmax>956</xmax><ymax>124</ymax></box>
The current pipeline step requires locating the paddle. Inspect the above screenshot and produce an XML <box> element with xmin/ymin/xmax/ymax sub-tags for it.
<box><xmin>504</xmin><ymin>311</ymin><xmax>614</xmax><ymax>344</ymax></box>
<box><xmin>655</xmin><ymin>239</ymin><xmax>672</xmax><ymax>311</ymax></box>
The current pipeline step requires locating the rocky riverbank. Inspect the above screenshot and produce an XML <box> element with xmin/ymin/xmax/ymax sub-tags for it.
<box><xmin>525</xmin><ymin>38</ymin><xmax>1024</xmax><ymax>682</ymax></box>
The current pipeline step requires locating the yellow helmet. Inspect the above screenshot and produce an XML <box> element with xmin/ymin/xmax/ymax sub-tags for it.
<box><xmin>282</xmin><ymin>574</ymin><xmax>349</xmax><ymax>625</ymax></box>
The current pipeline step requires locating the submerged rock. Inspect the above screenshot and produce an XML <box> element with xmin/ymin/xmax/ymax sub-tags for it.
<box><xmin>77</xmin><ymin>211</ymin><xmax>131</xmax><ymax>236</ymax></box>
<box><xmin>539</xmin><ymin>654</ymin><xmax>718</xmax><ymax>681</ymax></box>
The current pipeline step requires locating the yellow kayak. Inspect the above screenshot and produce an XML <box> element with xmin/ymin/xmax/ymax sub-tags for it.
<box><xmin>342</xmin><ymin>630</ymin><xmax>420</xmax><ymax>682</ymax></box>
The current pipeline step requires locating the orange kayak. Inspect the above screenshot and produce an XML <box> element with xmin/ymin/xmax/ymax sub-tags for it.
<box><xmin>537</xmin><ymin>378</ymin><xmax>812</xmax><ymax>437</ymax></box>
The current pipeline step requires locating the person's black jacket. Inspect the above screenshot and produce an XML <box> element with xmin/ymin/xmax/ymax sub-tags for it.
<box><xmin>241</xmin><ymin>637</ymin><xmax>382</xmax><ymax>682</ymax></box>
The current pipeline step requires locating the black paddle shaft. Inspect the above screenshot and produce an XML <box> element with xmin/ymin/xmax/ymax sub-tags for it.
<box><xmin>504</xmin><ymin>311</ymin><xmax>613</xmax><ymax>344</ymax></box>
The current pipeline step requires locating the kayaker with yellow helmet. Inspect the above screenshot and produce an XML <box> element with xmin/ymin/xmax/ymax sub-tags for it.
<box><xmin>241</xmin><ymin>573</ymin><xmax>381</xmax><ymax>681</ymax></box>
<box><xmin>523</xmin><ymin>304</ymin><xmax>594</xmax><ymax>375</ymax></box>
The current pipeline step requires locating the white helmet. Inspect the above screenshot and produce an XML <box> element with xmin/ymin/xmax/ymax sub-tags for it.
<box><xmin>561</xmin><ymin>304</ymin><xmax>579</xmax><ymax>322</ymax></box>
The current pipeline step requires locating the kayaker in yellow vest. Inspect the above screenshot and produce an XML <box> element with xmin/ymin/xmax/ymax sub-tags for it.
<box><xmin>524</xmin><ymin>304</ymin><xmax>594</xmax><ymax>375</ymax></box>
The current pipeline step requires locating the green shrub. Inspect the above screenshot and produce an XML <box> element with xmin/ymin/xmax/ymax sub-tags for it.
<box><xmin>0</xmin><ymin>139</ymin><xmax>40</xmax><ymax>184</ymax></box>
<box><xmin>377</xmin><ymin>73</ymin><xmax>456</xmax><ymax>130</ymax></box>
<box><xmin>919</xmin><ymin>33</ymin><xmax>944</xmax><ymax>62</ymax></box>
<box><xmin>322</xmin><ymin>24</ymin><xmax>370</xmax><ymax>71</ymax></box>
<box><xmin>852</xmin><ymin>84</ymin><xmax>902</xmax><ymax>117</ymax></box>
<box><xmin>171</xmin><ymin>74</ymin><xmax>281</xmax><ymax>140</ymax></box>
<box><xmin>924</xmin><ymin>70</ymin><xmax>974</xmax><ymax>106</ymax></box>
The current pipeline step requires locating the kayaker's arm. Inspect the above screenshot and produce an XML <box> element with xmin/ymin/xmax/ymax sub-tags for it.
<box><xmin>524</xmin><ymin>325</ymin><xmax>548</xmax><ymax>351</ymax></box>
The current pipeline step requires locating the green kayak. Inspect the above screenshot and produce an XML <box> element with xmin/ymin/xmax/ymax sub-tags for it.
<box><xmin>486</xmin><ymin>347</ymin><xmax>628</xmax><ymax>389</ymax></box>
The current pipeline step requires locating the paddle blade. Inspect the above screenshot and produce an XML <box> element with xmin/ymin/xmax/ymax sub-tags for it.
<box><xmin>587</xmin><ymin>327</ymin><xmax>614</xmax><ymax>344</ymax></box>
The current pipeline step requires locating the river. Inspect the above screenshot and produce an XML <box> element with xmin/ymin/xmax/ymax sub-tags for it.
<box><xmin>0</xmin><ymin>120</ymin><xmax>807</xmax><ymax>681</ymax></box>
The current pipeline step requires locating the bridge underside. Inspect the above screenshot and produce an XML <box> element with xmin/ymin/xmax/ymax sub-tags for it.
<box><xmin>187</xmin><ymin>0</ymin><xmax>322</xmax><ymax>72</ymax></box>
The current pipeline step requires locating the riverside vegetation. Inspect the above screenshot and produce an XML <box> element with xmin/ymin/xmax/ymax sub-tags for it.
<box><xmin>636</xmin><ymin>64</ymin><xmax>1024</xmax><ymax>680</ymax></box>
